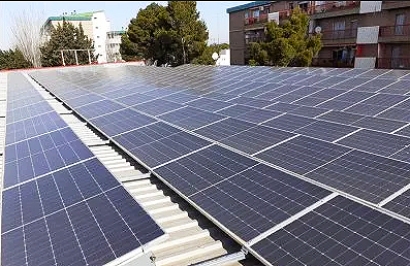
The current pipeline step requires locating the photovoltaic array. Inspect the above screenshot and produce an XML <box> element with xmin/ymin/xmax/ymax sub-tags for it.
<box><xmin>25</xmin><ymin>64</ymin><xmax>410</xmax><ymax>266</ymax></box>
<box><xmin>1</xmin><ymin>73</ymin><xmax>164</xmax><ymax>266</ymax></box>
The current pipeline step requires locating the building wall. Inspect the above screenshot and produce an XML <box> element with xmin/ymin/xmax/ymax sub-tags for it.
<box><xmin>216</xmin><ymin>49</ymin><xmax>230</xmax><ymax>66</ymax></box>
<box><xmin>106</xmin><ymin>32</ymin><xmax>123</xmax><ymax>62</ymax></box>
<box><xmin>229</xmin><ymin>10</ymin><xmax>246</xmax><ymax>65</ymax></box>
<box><xmin>227</xmin><ymin>1</ymin><xmax>410</xmax><ymax>69</ymax></box>
<box><xmin>92</xmin><ymin>11</ymin><xmax>110</xmax><ymax>63</ymax></box>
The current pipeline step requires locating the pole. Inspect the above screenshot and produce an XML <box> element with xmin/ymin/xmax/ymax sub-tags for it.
<box><xmin>61</xmin><ymin>50</ymin><xmax>65</xmax><ymax>66</ymax></box>
<box><xmin>74</xmin><ymin>50</ymin><xmax>79</xmax><ymax>65</ymax></box>
<box><xmin>88</xmin><ymin>49</ymin><xmax>91</xmax><ymax>64</ymax></box>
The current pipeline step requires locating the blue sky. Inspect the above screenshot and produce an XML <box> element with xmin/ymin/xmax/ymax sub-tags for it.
<box><xmin>0</xmin><ymin>1</ymin><xmax>247</xmax><ymax>50</ymax></box>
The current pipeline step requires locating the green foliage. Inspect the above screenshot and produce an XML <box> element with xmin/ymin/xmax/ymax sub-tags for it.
<box><xmin>119</xmin><ymin>33</ymin><xmax>142</xmax><ymax>61</ymax></box>
<box><xmin>122</xmin><ymin>1</ymin><xmax>209</xmax><ymax>66</ymax></box>
<box><xmin>192</xmin><ymin>43</ymin><xmax>229</xmax><ymax>65</ymax></box>
<box><xmin>250</xmin><ymin>7</ymin><xmax>322</xmax><ymax>67</ymax></box>
<box><xmin>0</xmin><ymin>49</ymin><xmax>32</xmax><ymax>70</ymax></box>
<box><xmin>40</xmin><ymin>21</ymin><xmax>96</xmax><ymax>67</ymax></box>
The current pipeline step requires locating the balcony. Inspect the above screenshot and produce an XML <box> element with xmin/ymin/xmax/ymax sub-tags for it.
<box><xmin>379</xmin><ymin>25</ymin><xmax>410</xmax><ymax>43</ymax></box>
<box><xmin>377</xmin><ymin>58</ymin><xmax>410</xmax><ymax>69</ymax></box>
<box><xmin>382</xmin><ymin>1</ymin><xmax>410</xmax><ymax>10</ymax></box>
<box><xmin>316</xmin><ymin>29</ymin><xmax>357</xmax><ymax>46</ymax></box>
<box><xmin>311</xmin><ymin>1</ymin><xmax>360</xmax><ymax>19</ymax></box>
<box><xmin>244</xmin><ymin>13</ymin><xmax>268</xmax><ymax>28</ymax></box>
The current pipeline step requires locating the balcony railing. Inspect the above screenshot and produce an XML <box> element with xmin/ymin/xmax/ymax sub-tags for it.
<box><xmin>379</xmin><ymin>24</ymin><xmax>410</xmax><ymax>37</ymax></box>
<box><xmin>377</xmin><ymin>58</ymin><xmax>410</xmax><ymax>69</ymax></box>
<box><xmin>313</xmin><ymin>1</ymin><xmax>359</xmax><ymax>14</ymax></box>
<box><xmin>320</xmin><ymin>29</ymin><xmax>357</xmax><ymax>40</ymax></box>
<box><xmin>244</xmin><ymin>13</ymin><xmax>268</xmax><ymax>26</ymax></box>
<box><xmin>382</xmin><ymin>1</ymin><xmax>410</xmax><ymax>10</ymax></box>
<box><xmin>311</xmin><ymin>57</ymin><xmax>354</xmax><ymax>68</ymax></box>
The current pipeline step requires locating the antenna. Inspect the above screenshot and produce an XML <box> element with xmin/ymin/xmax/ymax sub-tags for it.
<box><xmin>217</xmin><ymin>13</ymin><xmax>220</xmax><ymax>46</ymax></box>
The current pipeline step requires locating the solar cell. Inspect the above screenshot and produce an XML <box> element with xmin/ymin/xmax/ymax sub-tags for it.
<box><xmin>115</xmin><ymin>92</ymin><xmax>155</xmax><ymax>106</ymax></box>
<box><xmin>65</xmin><ymin>93</ymin><xmax>105</xmax><ymax>108</ymax></box>
<box><xmin>235</xmin><ymin>109</ymin><xmax>282</xmax><ymax>124</ymax></box>
<box><xmin>288</xmin><ymin>106</ymin><xmax>330</xmax><ymax>118</ymax></box>
<box><xmin>252</xmin><ymin>195</ymin><xmax>410</xmax><ymax>266</ymax></box>
<box><xmin>216</xmin><ymin>104</ymin><xmax>258</xmax><ymax>117</ymax></box>
<box><xmin>395</xmin><ymin>125</ymin><xmax>410</xmax><ymax>137</ymax></box>
<box><xmin>265</xmin><ymin>102</ymin><xmax>301</xmax><ymax>112</ymax></box>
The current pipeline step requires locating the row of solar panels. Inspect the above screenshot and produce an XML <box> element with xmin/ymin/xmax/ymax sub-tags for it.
<box><xmin>27</xmin><ymin>65</ymin><xmax>410</xmax><ymax>266</ymax></box>
<box><xmin>1</xmin><ymin>73</ymin><xmax>165</xmax><ymax>266</ymax></box>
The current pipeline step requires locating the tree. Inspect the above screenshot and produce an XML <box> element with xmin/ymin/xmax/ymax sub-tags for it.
<box><xmin>124</xmin><ymin>3</ymin><xmax>174</xmax><ymax>65</ymax></box>
<box><xmin>40</xmin><ymin>21</ymin><xmax>96</xmax><ymax>67</ymax></box>
<box><xmin>0</xmin><ymin>49</ymin><xmax>32</xmax><ymax>70</ymax></box>
<box><xmin>119</xmin><ymin>33</ymin><xmax>142</xmax><ymax>62</ymax></box>
<box><xmin>122</xmin><ymin>1</ymin><xmax>209</xmax><ymax>66</ymax></box>
<box><xmin>10</xmin><ymin>8</ymin><xmax>44</xmax><ymax>67</ymax></box>
<box><xmin>166</xmin><ymin>1</ymin><xmax>208</xmax><ymax>65</ymax></box>
<box><xmin>251</xmin><ymin>7</ymin><xmax>322</xmax><ymax>67</ymax></box>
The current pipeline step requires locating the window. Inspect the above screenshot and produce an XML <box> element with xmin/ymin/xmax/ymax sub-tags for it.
<box><xmin>97</xmin><ymin>36</ymin><xmax>100</xmax><ymax>38</ymax></box>
<box><xmin>98</xmin><ymin>45</ymin><xmax>101</xmax><ymax>48</ymax></box>
<box><xmin>289</xmin><ymin>2</ymin><xmax>294</xmax><ymax>10</ymax></box>
<box><xmin>95</xmin><ymin>26</ymin><xmax>98</xmax><ymax>29</ymax></box>
<box><xmin>350</xmin><ymin>20</ymin><xmax>358</xmax><ymax>37</ymax></box>
<box><xmin>332</xmin><ymin>20</ymin><xmax>346</xmax><ymax>38</ymax></box>
<box><xmin>94</xmin><ymin>16</ymin><xmax>97</xmax><ymax>19</ymax></box>
<box><xmin>391</xmin><ymin>46</ymin><xmax>401</xmax><ymax>68</ymax></box>
<box><xmin>395</xmin><ymin>14</ymin><xmax>405</xmax><ymax>35</ymax></box>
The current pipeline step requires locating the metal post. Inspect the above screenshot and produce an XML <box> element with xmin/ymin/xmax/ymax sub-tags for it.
<box><xmin>61</xmin><ymin>50</ymin><xmax>65</xmax><ymax>66</ymax></box>
<box><xmin>88</xmin><ymin>49</ymin><xmax>91</xmax><ymax>64</ymax></box>
<box><xmin>74</xmin><ymin>50</ymin><xmax>79</xmax><ymax>65</ymax></box>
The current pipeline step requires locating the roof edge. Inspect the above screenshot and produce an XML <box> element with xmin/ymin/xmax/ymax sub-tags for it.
<box><xmin>226</xmin><ymin>1</ymin><xmax>273</xmax><ymax>14</ymax></box>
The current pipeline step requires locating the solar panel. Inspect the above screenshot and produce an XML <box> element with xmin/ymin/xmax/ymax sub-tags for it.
<box><xmin>27</xmin><ymin>65</ymin><xmax>410</xmax><ymax>266</ymax></box>
<box><xmin>194</xmin><ymin>118</ymin><xmax>256</xmax><ymax>141</ymax></box>
<box><xmin>76</xmin><ymin>99</ymin><xmax>125</xmax><ymax>119</ymax></box>
<box><xmin>336</xmin><ymin>129</ymin><xmax>410</xmax><ymax>157</ymax></box>
<box><xmin>220</xmin><ymin>125</ymin><xmax>296</xmax><ymax>155</ymax></box>
<box><xmin>155</xmin><ymin>146</ymin><xmax>331</xmax><ymax>241</ymax></box>
<box><xmin>1</xmin><ymin>159</ymin><xmax>164</xmax><ymax>266</ymax></box>
<box><xmin>256</xmin><ymin>136</ymin><xmax>351</xmax><ymax>175</ymax></box>
<box><xmin>316</xmin><ymin>110</ymin><xmax>364</xmax><ymax>125</ymax></box>
<box><xmin>4</xmin><ymin>127</ymin><xmax>94</xmax><ymax>188</ymax></box>
<box><xmin>350</xmin><ymin>116</ymin><xmax>407</xmax><ymax>133</ymax></box>
<box><xmin>262</xmin><ymin>113</ymin><xmax>316</xmax><ymax>132</ymax></box>
<box><xmin>5</xmin><ymin>111</ymin><xmax>68</xmax><ymax>145</ymax></box>
<box><xmin>132</xmin><ymin>98</ymin><xmax>184</xmax><ymax>116</ymax></box>
<box><xmin>295</xmin><ymin>120</ymin><xmax>359</xmax><ymax>142</ymax></box>
<box><xmin>89</xmin><ymin>108</ymin><xmax>157</xmax><ymax>137</ymax></box>
<box><xmin>305</xmin><ymin>150</ymin><xmax>410</xmax><ymax>203</ymax></box>
<box><xmin>251</xmin><ymin>195</ymin><xmax>410</xmax><ymax>266</ymax></box>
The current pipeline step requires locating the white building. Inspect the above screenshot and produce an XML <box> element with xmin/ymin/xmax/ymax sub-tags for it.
<box><xmin>106</xmin><ymin>31</ymin><xmax>125</xmax><ymax>62</ymax></box>
<box><xmin>216</xmin><ymin>49</ymin><xmax>230</xmax><ymax>66</ymax></box>
<box><xmin>42</xmin><ymin>10</ymin><xmax>122</xmax><ymax>64</ymax></box>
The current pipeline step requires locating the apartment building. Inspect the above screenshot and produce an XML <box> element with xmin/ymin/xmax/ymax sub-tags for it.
<box><xmin>42</xmin><ymin>10</ymin><xmax>122</xmax><ymax>64</ymax></box>
<box><xmin>227</xmin><ymin>1</ymin><xmax>410</xmax><ymax>69</ymax></box>
<box><xmin>106</xmin><ymin>30</ymin><xmax>125</xmax><ymax>62</ymax></box>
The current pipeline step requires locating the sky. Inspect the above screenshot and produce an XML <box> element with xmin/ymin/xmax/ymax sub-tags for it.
<box><xmin>0</xmin><ymin>1</ymin><xmax>247</xmax><ymax>50</ymax></box>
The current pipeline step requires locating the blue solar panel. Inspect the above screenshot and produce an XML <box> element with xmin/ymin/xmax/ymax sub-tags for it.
<box><xmin>90</xmin><ymin>108</ymin><xmax>157</xmax><ymax>137</ymax></box>
<box><xmin>5</xmin><ymin>111</ymin><xmax>68</xmax><ymax>145</ymax></box>
<box><xmin>251</xmin><ymin>195</ymin><xmax>410</xmax><ymax>266</ymax></box>
<box><xmin>1</xmin><ymin>158</ymin><xmax>164</xmax><ymax>266</ymax></box>
<box><xmin>76</xmin><ymin>99</ymin><xmax>125</xmax><ymax>119</ymax></box>
<box><xmin>4</xmin><ymin>127</ymin><xmax>94</xmax><ymax>188</ymax></box>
